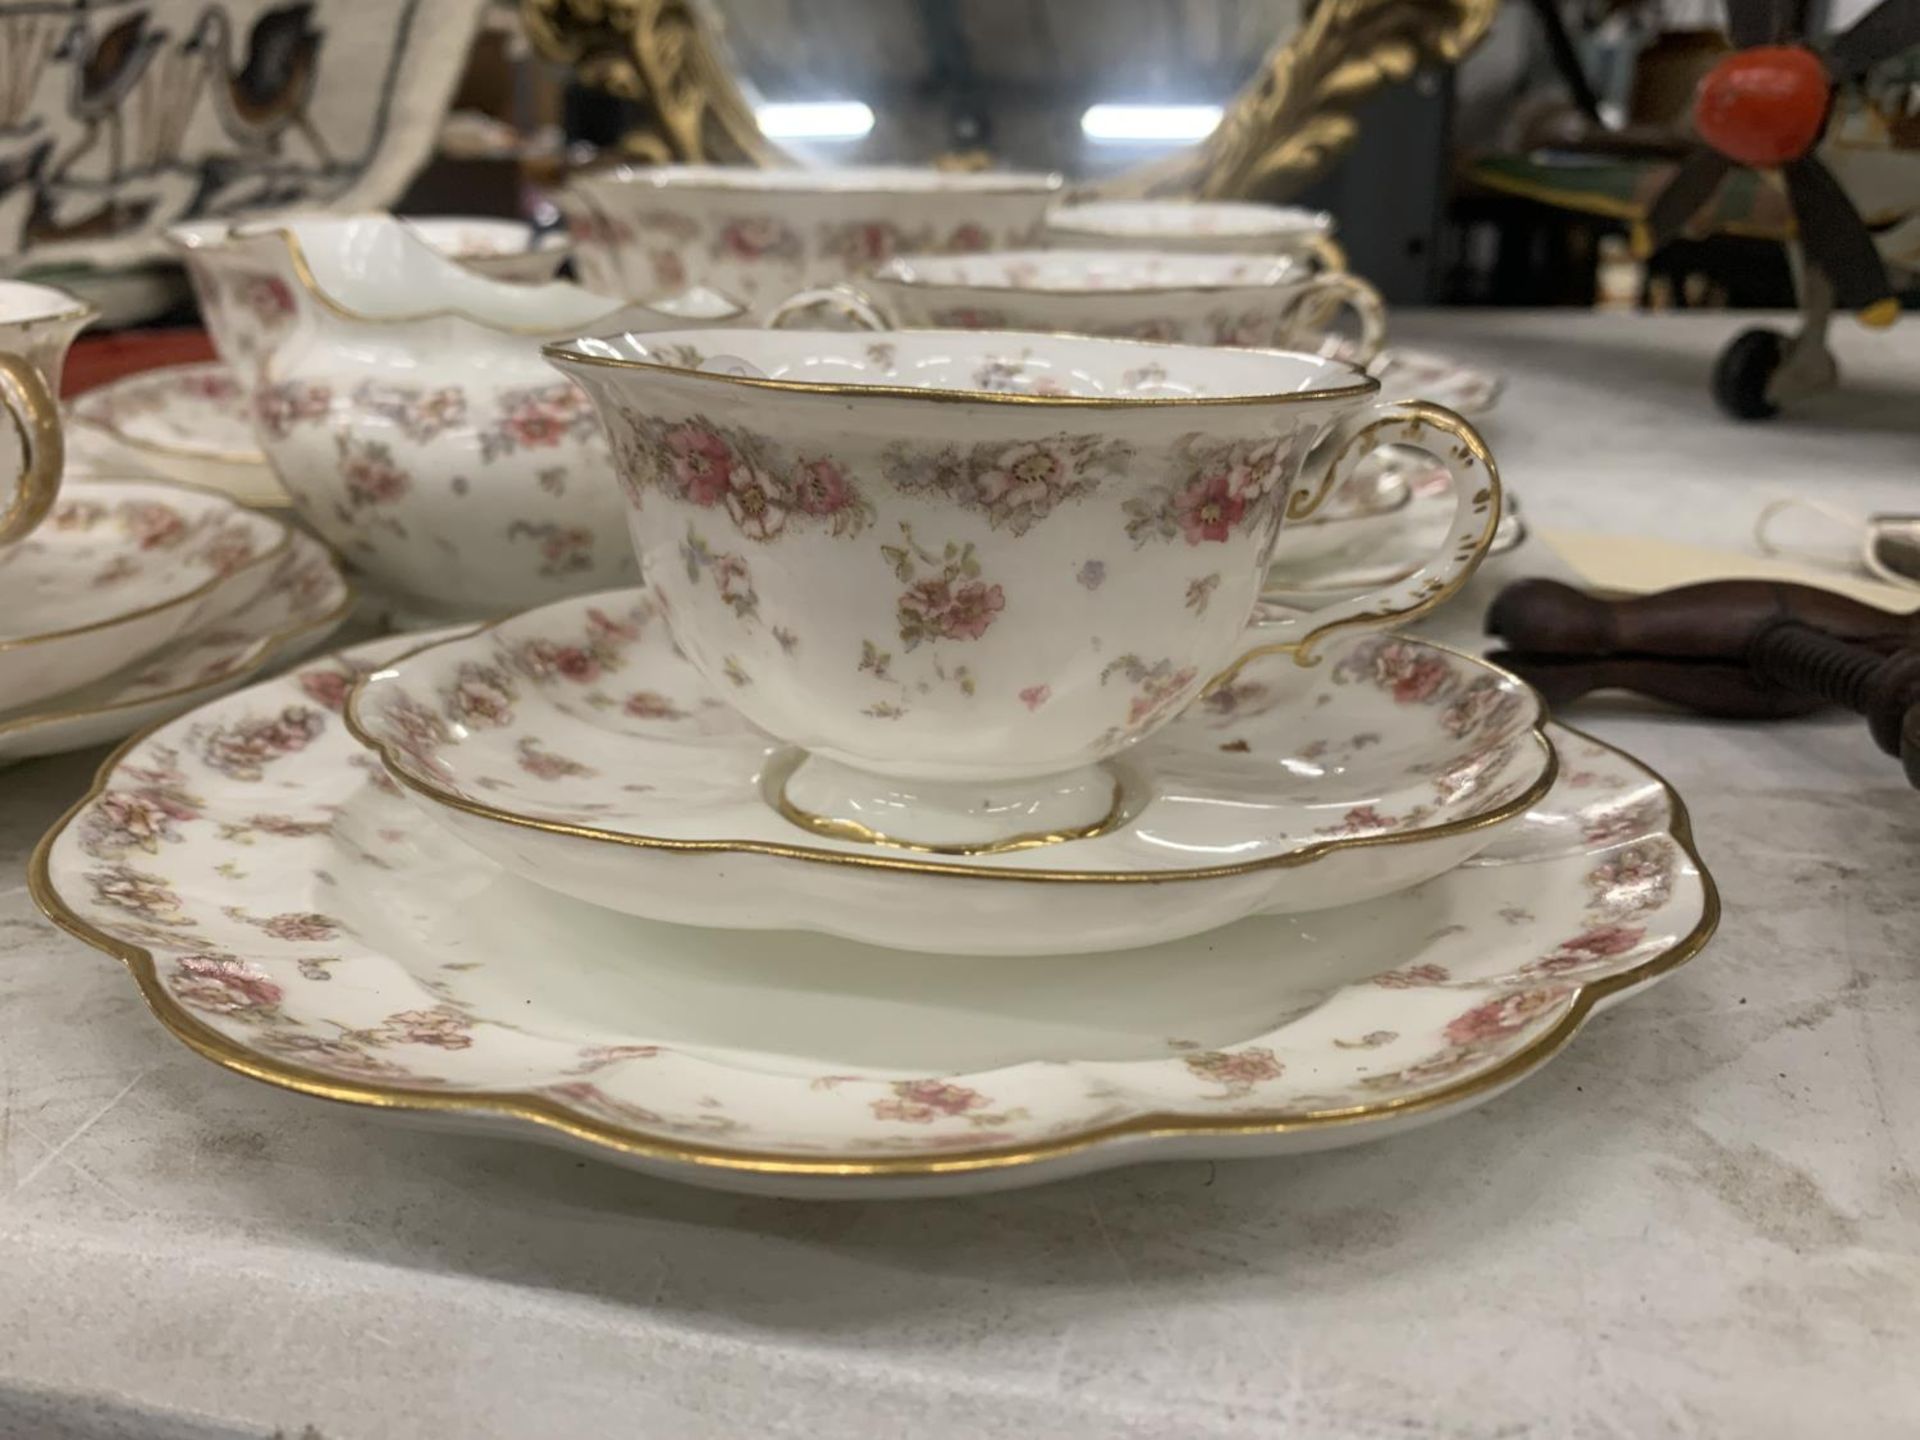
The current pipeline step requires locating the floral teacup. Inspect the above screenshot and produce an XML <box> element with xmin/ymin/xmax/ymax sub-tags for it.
<box><xmin>1045</xmin><ymin>200</ymin><xmax>1346</xmax><ymax>271</ymax></box>
<box><xmin>0</xmin><ymin>279</ymin><xmax>96</xmax><ymax>544</ymax></box>
<box><xmin>554</xmin><ymin>164</ymin><xmax>1062</xmax><ymax>310</ymax></box>
<box><xmin>773</xmin><ymin>249</ymin><xmax>1388</xmax><ymax>363</ymax></box>
<box><xmin>233</xmin><ymin>215</ymin><xmax>748</xmax><ymax>621</ymax></box>
<box><xmin>547</xmin><ymin>328</ymin><xmax>1502</xmax><ymax>852</ymax></box>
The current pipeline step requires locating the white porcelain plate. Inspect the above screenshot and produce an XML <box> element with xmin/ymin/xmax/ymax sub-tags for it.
<box><xmin>0</xmin><ymin>531</ymin><xmax>349</xmax><ymax>763</ymax></box>
<box><xmin>0</xmin><ymin>478</ymin><xmax>292</xmax><ymax>708</ymax></box>
<box><xmin>345</xmin><ymin>590</ymin><xmax>1555</xmax><ymax>955</ymax></box>
<box><xmin>35</xmin><ymin>631</ymin><xmax>1716</xmax><ymax>1198</ymax></box>
<box><xmin>68</xmin><ymin>363</ymin><xmax>287</xmax><ymax>507</ymax></box>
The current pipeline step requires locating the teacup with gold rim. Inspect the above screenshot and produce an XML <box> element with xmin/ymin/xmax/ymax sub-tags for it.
<box><xmin>770</xmin><ymin>248</ymin><xmax>1388</xmax><ymax>363</ymax></box>
<box><xmin>555</xmin><ymin>164</ymin><xmax>1063</xmax><ymax>309</ymax></box>
<box><xmin>547</xmin><ymin>328</ymin><xmax>1501</xmax><ymax>852</ymax></box>
<box><xmin>1045</xmin><ymin>199</ymin><xmax>1346</xmax><ymax>269</ymax></box>
<box><xmin>0</xmin><ymin>279</ymin><xmax>95</xmax><ymax>545</ymax></box>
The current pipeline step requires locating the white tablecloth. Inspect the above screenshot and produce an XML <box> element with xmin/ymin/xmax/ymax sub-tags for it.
<box><xmin>3</xmin><ymin>311</ymin><xmax>1917</xmax><ymax>1438</ymax></box>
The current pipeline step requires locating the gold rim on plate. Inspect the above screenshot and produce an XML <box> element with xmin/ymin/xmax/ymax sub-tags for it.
<box><xmin>341</xmin><ymin>624</ymin><xmax>1557</xmax><ymax>885</ymax></box>
<box><xmin>28</xmin><ymin>721</ymin><xmax>1717</xmax><ymax>1180</ymax></box>
<box><xmin>0</xmin><ymin>546</ymin><xmax>351</xmax><ymax>741</ymax></box>
<box><xmin>0</xmin><ymin>477</ymin><xmax>295</xmax><ymax>654</ymax></box>
<box><xmin>68</xmin><ymin>362</ymin><xmax>269</xmax><ymax>468</ymax></box>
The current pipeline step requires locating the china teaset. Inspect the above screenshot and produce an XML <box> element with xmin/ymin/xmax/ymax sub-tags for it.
<box><xmin>15</xmin><ymin>169</ymin><xmax>1714</xmax><ymax>1197</ymax></box>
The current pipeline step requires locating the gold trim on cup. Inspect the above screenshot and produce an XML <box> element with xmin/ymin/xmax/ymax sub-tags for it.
<box><xmin>544</xmin><ymin>329</ymin><xmax>1382</xmax><ymax>409</ymax></box>
<box><xmin>770</xmin><ymin>753</ymin><xmax>1130</xmax><ymax>857</ymax></box>
<box><xmin>867</xmin><ymin>250</ymin><xmax>1313</xmax><ymax>300</ymax></box>
<box><xmin>27</xmin><ymin>722</ymin><xmax>1717</xmax><ymax>1182</ymax></box>
<box><xmin>0</xmin><ymin>352</ymin><xmax>65</xmax><ymax>546</ymax></box>
<box><xmin>1211</xmin><ymin>400</ymin><xmax>1503</xmax><ymax>688</ymax></box>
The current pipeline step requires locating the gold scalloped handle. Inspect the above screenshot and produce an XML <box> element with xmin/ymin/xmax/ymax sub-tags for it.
<box><xmin>766</xmin><ymin>282</ymin><xmax>897</xmax><ymax>332</ymax></box>
<box><xmin>1209</xmin><ymin>399</ymin><xmax>1500</xmax><ymax>686</ymax></box>
<box><xmin>1279</xmin><ymin>271</ymin><xmax>1388</xmax><ymax>365</ymax></box>
<box><xmin>0</xmin><ymin>353</ymin><xmax>62</xmax><ymax>546</ymax></box>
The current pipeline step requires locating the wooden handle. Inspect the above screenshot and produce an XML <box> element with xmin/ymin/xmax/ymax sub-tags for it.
<box><xmin>1750</xmin><ymin>627</ymin><xmax>1920</xmax><ymax>773</ymax></box>
<box><xmin>1486</xmin><ymin>578</ymin><xmax>1920</xmax><ymax>661</ymax></box>
<box><xmin>1487</xmin><ymin>652</ymin><xmax>1826</xmax><ymax>718</ymax></box>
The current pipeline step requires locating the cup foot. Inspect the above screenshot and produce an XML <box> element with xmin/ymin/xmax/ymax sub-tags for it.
<box><xmin>771</xmin><ymin>753</ymin><xmax>1125</xmax><ymax>855</ymax></box>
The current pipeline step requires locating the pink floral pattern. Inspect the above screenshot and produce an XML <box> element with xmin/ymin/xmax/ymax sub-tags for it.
<box><xmin>1183</xmin><ymin>1046</ymin><xmax>1284</xmax><ymax>1098</ymax></box>
<box><xmin>192</xmin><ymin>707</ymin><xmax>325</xmax><ymax>781</ymax></box>
<box><xmin>352</xmin><ymin>381</ymin><xmax>468</xmax><ymax>443</ymax></box>
<box><xmin>253</xmin><ymin>381</ymin><xmax>333</xmax><ymax>440</ymax></box>
<box><xmin>1100</xmin><ymin>654</ymin><xmax>1200</xmax><ymax>740</ymax></box>
<box><xmin>507</xmin><ymin>521</ymin><xmax>596</xmax><ymax>578</ymax></box>
<box><xmin>715</xmin><ymin>217</ymin><xmax>801</xmax><ymax>261</ymax></box>
<box><xmin>44</xmin><ymin>623</ymin><xmax>1710</xmax><ymax>1174</ymax></box>
<box><xmin>336</xmin><ymin>436</ymin><xmax>410</xmax><ymax>510</ymax></box>
<box><xmin>882</xmin><ymin>433</ymin><xmax>1135</xmax><ymax>536</ymax></box>
<box><xmin>517</xmin><ymin>736</ymin><xmax>596</xmax><ymax>780</ymax></box>
<box><xmin>481</xmin><ymin>384</ymin><xmax>600</xmax><ymax>462</ymax></box>
<box><xmin>681</xmin><ymin>528</ymin><xmax>759</xmax><ymax>620</ymax></box>
<box><xmin>881</xmin><ymin>525</ymin><xmax>1004</xmax><ymax>650</ymax></box>
<box><xmin>1123</xmin><ymin>434</ymin><xmax>1296</xmax><ymax>547</ymax></box>
<box><xmin>612</xmin><ymin>411</ymin><xmax>876</xmax><ymax>542</ymax></box>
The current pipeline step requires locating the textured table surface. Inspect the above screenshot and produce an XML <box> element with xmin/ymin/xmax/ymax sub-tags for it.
<box><xmin>3</xmin><ymin>310</ymin><xmax>1918</xmax><ymax>1439</ymax></box>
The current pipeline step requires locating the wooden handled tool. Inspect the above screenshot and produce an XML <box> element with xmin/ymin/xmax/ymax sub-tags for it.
<box><xmin>1486</xmin><ymin>578</ymin><xmax>1920</xmax><ymax>786</ymax></box>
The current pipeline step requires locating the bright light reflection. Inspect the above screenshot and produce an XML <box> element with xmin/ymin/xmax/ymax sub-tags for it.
<box><xmin>1082</xmin><ymin>103</ymin><xmax>1223</xmax><ymax>143</ymax></box>
<box><xmin>756</xmin><ymin>101</ymin><xmax>876</xmax><ymax>140</ymax></box>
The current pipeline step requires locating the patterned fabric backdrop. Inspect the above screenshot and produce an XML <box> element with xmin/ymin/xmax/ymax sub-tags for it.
<box><xmin>0</xmin><ymin>0</ymin><xmax>488</xmax><ymax>271</ymax></box>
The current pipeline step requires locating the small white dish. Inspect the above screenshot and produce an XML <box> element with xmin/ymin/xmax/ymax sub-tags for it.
<box><xmin>0</xmin><ymin>478</ymin><xmax>292</xmax><ymax>709</ymax></box>
<box><xmin>35</xmin><ymin>628</ymin><xmax>1715</xmax><ymax>1198</ymax></box>
<box><xmin>0</xmin><ymin>530</ymin><xmax>348</xmax><ymax>763</ymax></box>
<box><xmin>67</xmin><ymin>362</ymin><xmax>287</xmax><ymax>508</ymax></box>
<box><xmin>346</xmin><ymin>588</ymin><xmax>1553</xmax><ymax>955</ymax></box>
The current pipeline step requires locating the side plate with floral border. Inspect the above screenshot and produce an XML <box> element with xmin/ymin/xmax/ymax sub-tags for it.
<box><xmin>0</xmin><ymin>531</ymin><xmax>349</xmax><ymax>763</ymax></box>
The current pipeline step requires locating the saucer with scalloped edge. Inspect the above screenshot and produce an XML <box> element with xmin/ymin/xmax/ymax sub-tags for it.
<box><xmin>0</xmin><ymin>477</ymin><xmax>292</xmax><ymax>710</ymax></box>
<box><xmin>36</xmin><ymin>626</ymin><xmax>1712</xmax><ymax>1198</ymax></box>
<box><xmin>0</xmin><ymin>529</ymin><xmax>347</xmax><ymax>763</ymax></box>
<box><xmin>345</xmin><ymin>588</ymin><xmax>1554</xmax><ymax>956</ymax></box>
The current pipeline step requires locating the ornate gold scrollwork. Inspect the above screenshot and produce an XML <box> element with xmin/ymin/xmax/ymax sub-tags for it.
<box><xmin>1099</xmin><ymin>0</ymin><xmax>1502</xmax><ymax>200</ymax></box>
<box><xmin>521</xmin><ymin>0</ymin><xmax>1499</xmax><ymax>197</ymax></box>
<box><xmin>520</xmin><ymin>0</ymin><xmax>787</xmax><ymax>166</ymax></box>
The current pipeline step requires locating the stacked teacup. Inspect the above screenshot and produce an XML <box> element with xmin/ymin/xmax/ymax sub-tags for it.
<box><xmin>329</xmin><ymin>167</ymin><xmax>1549</xmax><ymax>958</ymax></box>
<box><xmin>0</xmin><ymin>280</ymin><xmax>347</xmax><ymax>763</ymax></box>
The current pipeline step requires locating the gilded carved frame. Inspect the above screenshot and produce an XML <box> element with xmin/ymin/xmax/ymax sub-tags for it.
<box><xmin>521</xmin><ymin>0</ymin><xmax>1499</xmax><ymax>198</ymax></box>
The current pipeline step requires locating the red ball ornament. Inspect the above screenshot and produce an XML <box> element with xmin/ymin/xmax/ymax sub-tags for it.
<box><xmin>1693</xmin><ymin>45</ymin><xmax>1832</xmax><ymax>167</ymax></box>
